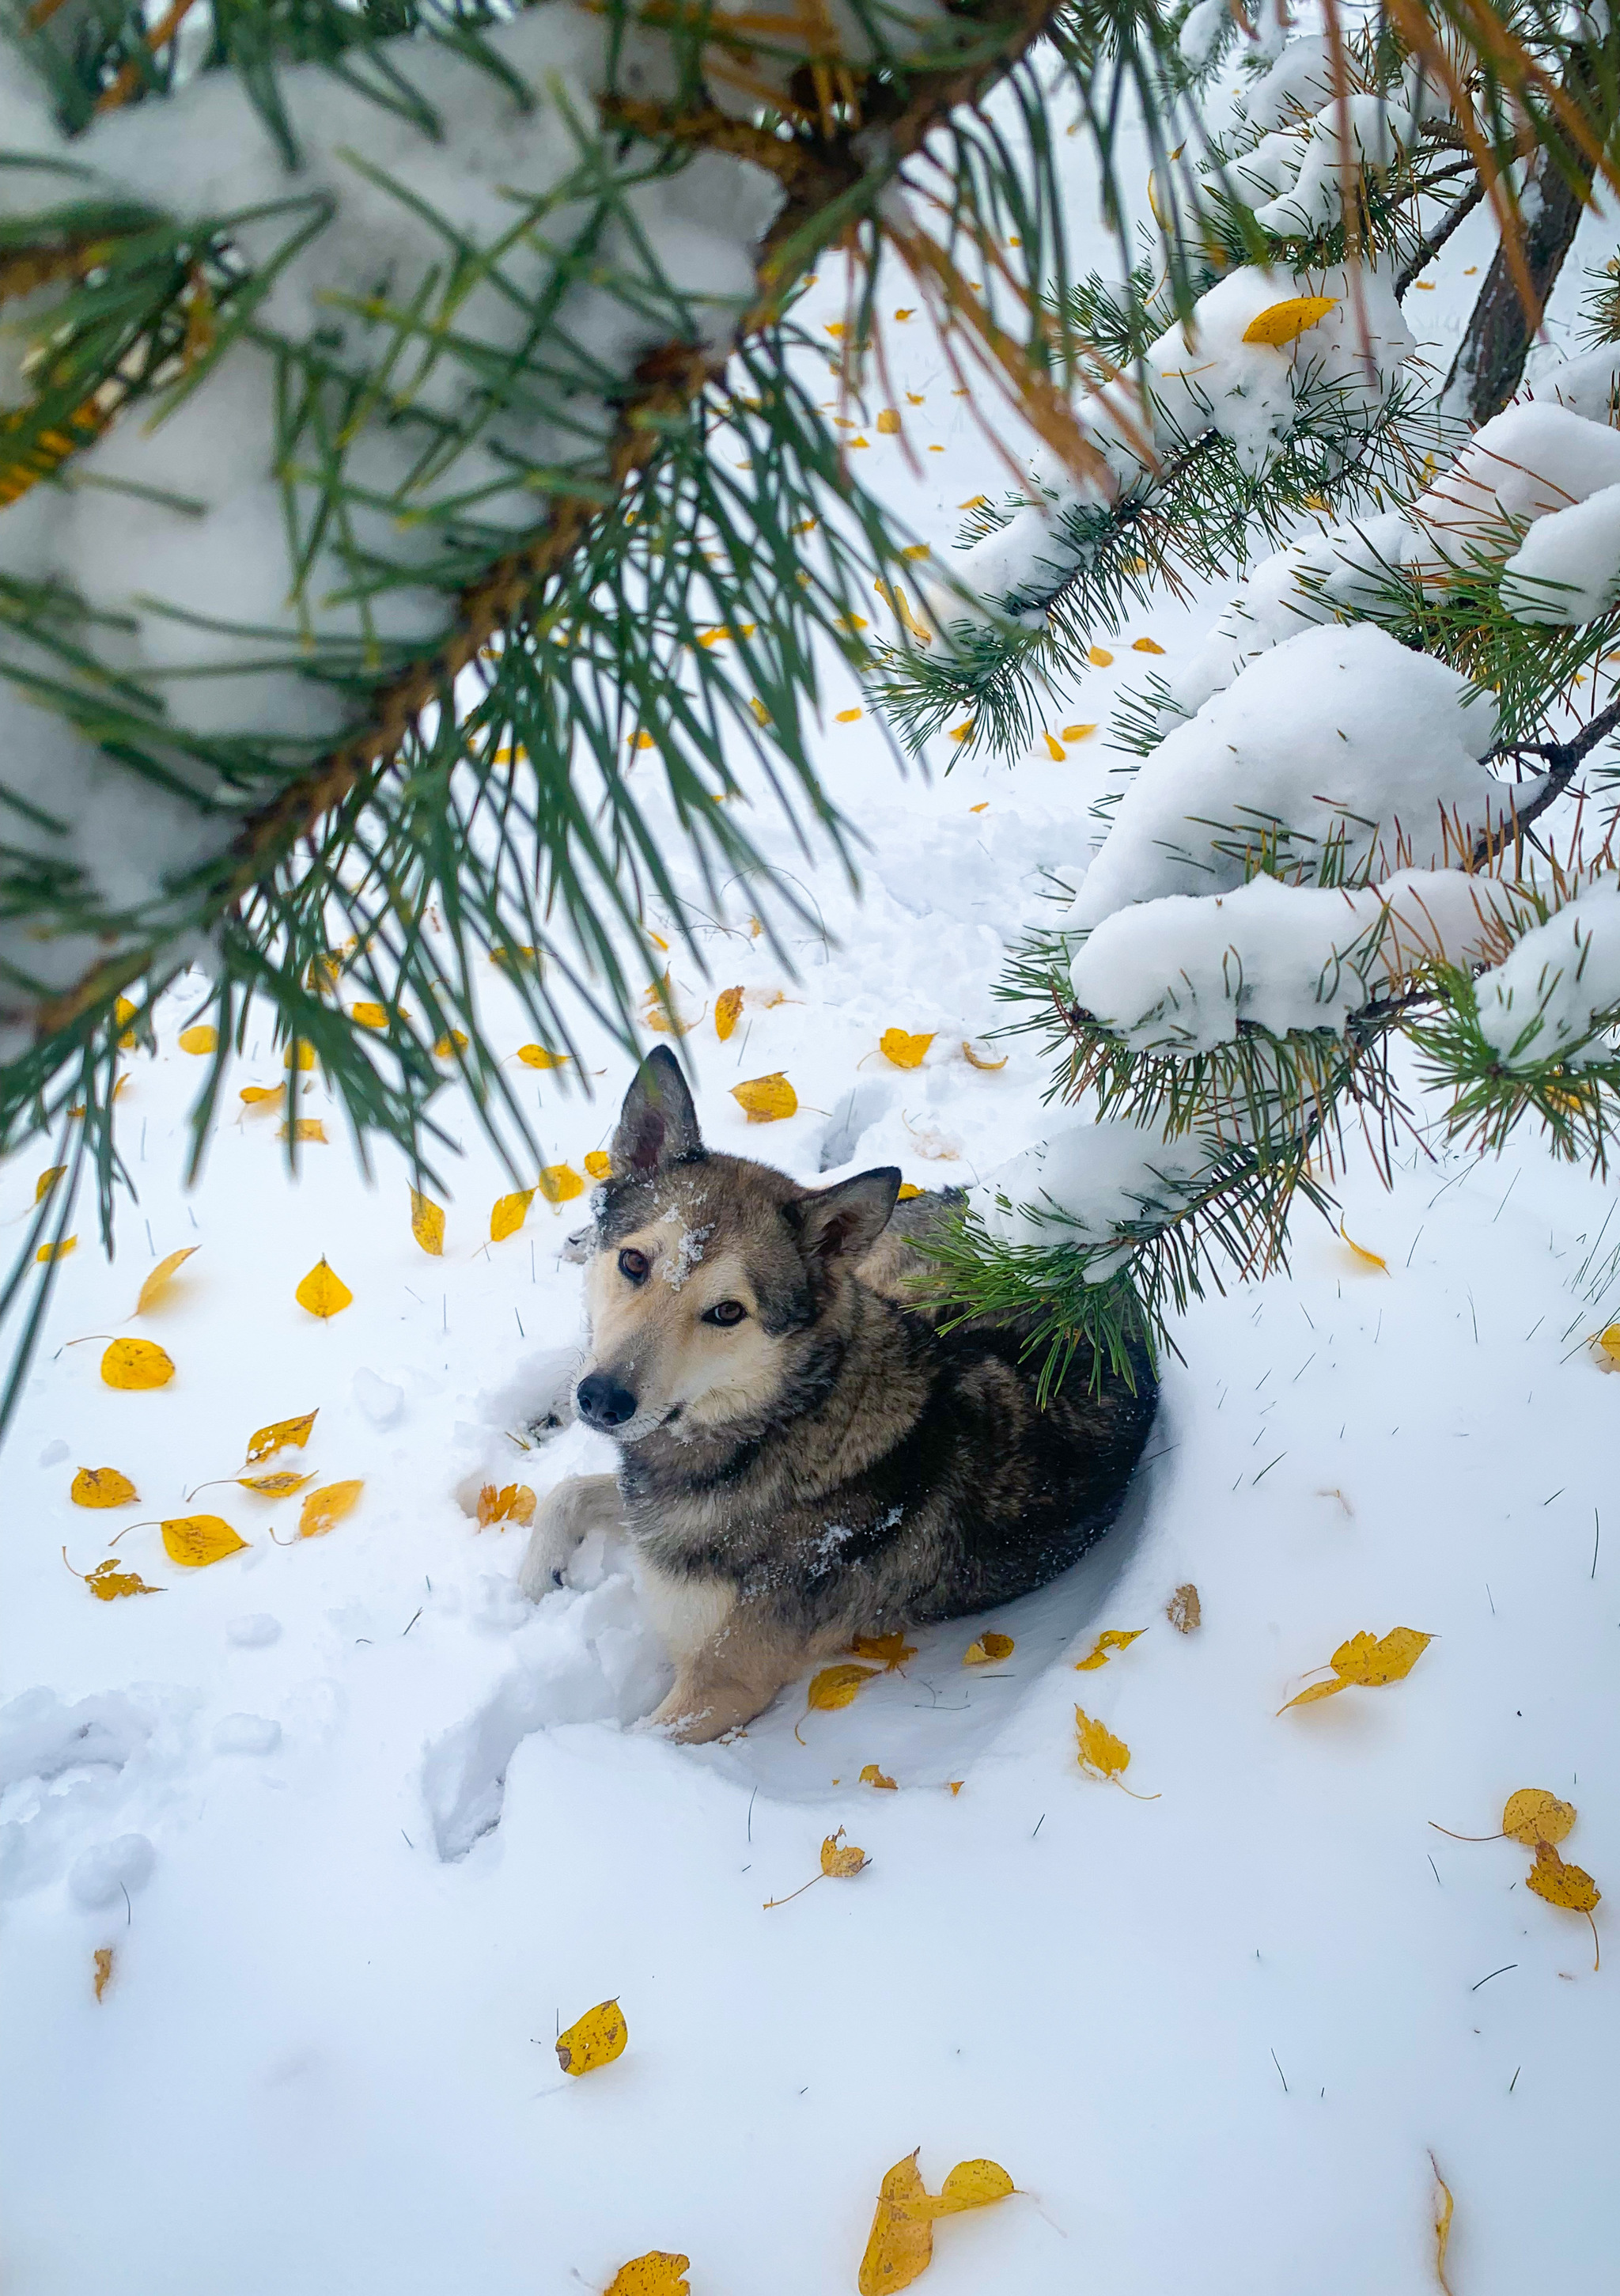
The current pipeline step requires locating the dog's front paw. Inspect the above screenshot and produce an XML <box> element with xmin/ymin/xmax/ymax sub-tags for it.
<box><xmin>645</xmin><ymin>1680</ymin><xmax>752</xmax><ymax>1744</ymax></box>
<box><xmin>517</xmin><ymin>1522</ymin><xmax>577</xmax><ymax>1601</ymax></box>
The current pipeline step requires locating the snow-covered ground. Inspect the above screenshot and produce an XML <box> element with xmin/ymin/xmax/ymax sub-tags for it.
<box><xmin>4</xmin><ymin>72</ymin><xmax>1619</xmax><ymax>2296</ymax></box>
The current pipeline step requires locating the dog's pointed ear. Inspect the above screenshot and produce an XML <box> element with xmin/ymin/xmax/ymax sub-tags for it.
<box><xmin>789</xmin><ymin>1167</ymin><xmax>901</xmax><ymax>1263</ymax></box>
<box><xmin>609</xmin><ymin>1047</ymin><xmax>703</xmax><ymax>1178</ymax></box>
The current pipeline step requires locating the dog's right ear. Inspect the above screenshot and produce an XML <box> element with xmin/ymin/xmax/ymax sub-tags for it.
<box><xmin>608</xmin><ymin>1046</ymin><xmax>703</xmax><ymax>1179</ymax></box>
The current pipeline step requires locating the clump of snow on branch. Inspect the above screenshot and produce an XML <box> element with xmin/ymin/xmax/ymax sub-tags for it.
<box><xmin>929</xmin><ymin>263</ymin><xmax>1413</xmax><ymax>623</ymax></box>
<box><xmin>975</xmin><ymin>1120</ymin><xmax>1206</xmax><ymax>1267</ymax></box>
<box><xmin>1224</xmin><ymin>59</ymin><xmax>1444</xmax><ymax>238</ymax></box>
<box><xmin>1500</xmin><ymin>487</ymin><xmax>1620</xmax><ymax>625</ymax></box>
<box><xmin>1408</xmin><ymin>401</ymin><xmax>1620</xmax><ymax>575</ymax></box>
<box><xmin>1065</xmin><ymin>622</ymin><xmax>1508</xmax><ymax>933</ymax></box>
<box><xmin>1474</xmin><ymin>883</ymin><xmax>1620</xmax><ymax>1068</ymax></box>
<box><xmin>1069</xmin><ymin>869</ymin><xmax>1529</xmax><ymax>1055</ymax></box>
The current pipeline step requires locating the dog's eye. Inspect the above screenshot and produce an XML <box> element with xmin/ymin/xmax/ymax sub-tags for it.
<box><xmin>618</xmin><ymin>1248</ymin><xmax>649</xmax><ymax>1282</ymax></box>
<box><xmin>704</xmin><ymin>1298</ymin><xmax>747</xmax><ymax>1327</ymax></box>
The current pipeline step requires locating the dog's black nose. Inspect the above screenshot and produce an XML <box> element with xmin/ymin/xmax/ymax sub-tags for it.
<box><xmin>576</xmin><ymin>1371</ymin><xmax>638</xmax><ymax>1430</ymax></box>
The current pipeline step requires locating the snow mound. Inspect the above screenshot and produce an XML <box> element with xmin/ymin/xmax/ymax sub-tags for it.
<box><xmin>1475</xmin><ymin>880</ymin><xmax>1620</xmax><ymax>1067</ymax></box>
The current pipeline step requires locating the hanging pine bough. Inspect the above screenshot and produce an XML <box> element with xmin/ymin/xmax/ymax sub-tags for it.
<box><xmin>0</xmin><ymin>0</ymin><xmax>1618</xmax><ymax>1429</ymax></box>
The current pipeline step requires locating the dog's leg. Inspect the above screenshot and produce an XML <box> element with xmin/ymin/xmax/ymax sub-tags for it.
<box><xmin>646</xmin><ymin>1606</ymin><xmax>805</xmax><ymax>1744</ymax></box>
<box><xmin>517</xmin><ymin>1473</ymin><xmax>622</xmax><ymax>1599</ymax></box>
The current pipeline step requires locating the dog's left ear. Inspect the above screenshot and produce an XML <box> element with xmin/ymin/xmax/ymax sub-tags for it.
<box><xmin>610</xmin><ymin>1046</ymin><xmax>703</xmax><ymax>1178</ymax></box>
<box><xmin>789</xmin><ymin>1167</ymin><xmax>900</xmax><ymax>1263</ymax></box>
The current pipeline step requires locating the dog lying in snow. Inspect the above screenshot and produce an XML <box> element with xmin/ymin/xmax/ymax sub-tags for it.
<box><xmin>520</xmin><ymin>1048</ymin><xmax>1157</xmax><ymax>1741</ymax></box>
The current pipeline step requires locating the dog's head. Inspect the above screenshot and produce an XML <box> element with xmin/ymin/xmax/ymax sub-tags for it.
<box><xmin>573</xmin><ymin>1048</ymin><xmax>899</xmax><ymax>1442</ymax></box>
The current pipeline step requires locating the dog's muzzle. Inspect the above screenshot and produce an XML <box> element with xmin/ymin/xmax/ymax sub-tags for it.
<box><xmin>576</xmin><ymin>1371</ymin><xmax>638</xmax><ymax>1430</ymax></box>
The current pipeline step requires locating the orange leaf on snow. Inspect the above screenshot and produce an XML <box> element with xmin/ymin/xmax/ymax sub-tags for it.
<box><xmin>963</xmin><ymin>1631</ymin><xmax>1013</xmax><ymax>1666</ymax></box>
<box><xmin>491</xmin><ymin>1190</ymin><xmax>535</xmax><ymax>1242</ymax></box>
<box><xmin>880</xmin><ymin>1029</ymin><xmax>933</xmax><ymax>1070</ymax></box>
<box><xmin>539</xmin><ymin>1164</ymin><xmax>585</xmax><ymax>1205</ymax></box>
<box><xmin>604</xmin><ymin>2256</ymin><xmax>688</xmax><ymax>2296</ymax></box>
<box><xmin>1075</xmin><ymin>1706</ymin><xmax>1158</xmax><ymax>1797</ymax></box>
<box><xmin>160</xmin><ymin>1514</ymin><xmax>247</xmax><ymax>1568</ymax></box>
<box><xmin>245</xmin><ymin>1409</ymin><xmax>317</xmax><ymax>1464</ymax></box>
<box><xmin>732</xmin><ymin>1073</ymin><xmax>797</xmax><ymax>1123</ymax></box>
<box><xmin>555</xmin><ymin>1999</ymin><xmax>627</xmax><ymax>2076</ymax></box>
<box><xmin>295</xmin><ymin>1259</ymin><xmax>353</xmax><ymax>1318</ymax></box>
<box><xmin>714</xmin><ymin>986</ymin><xmax>744</xmax><ymax>1041</ymax></box>
<box><xmin>517</xmin><ymin>1044</ymin><xmax>568</xmax><ymax>1070</ymax></box>
<box><xmin>477</xmin><ymin>1483</ymin><xmax>537</xmax><ymax>1529</ymax></box>
<box><xmin>297</xmin><ymin>1480</ymin><xmax>364</xmax><ymax>1539</ymax></box>
<box><xmin>36</xmin><ymin>1237</ymin><xmax>76</xmax><ymax>1262</ymax></box>
<box><xmin>796</xmin><ymin>1664</ymin><xmax>878</xmax><ymax>1740</ymax></box>
<box><xmin>860</xmin><ymin>1763</ymin><xmax>898</xmax><ymax>1790</ymax></box>
<box><xmin>71</xmin><ymin>1467</ymin><xmax>138</xmax><ymax>1508</ymax></box>
<box><xmin>1339</xmin><ymin>1222</ymin><xmax>1389</xmax><ymax>1272</ymax></box>
<box><xmin>850</xmin><ymin>1632</ymin><xmax>917</xmax><ymax>1671</ymax></box>
<box><xmin>410</xmin><ymin>1190</ymin><xmax>445</xmax><ymax>1256</ymax></box>
<box><xmin>1278</xmin><ymin>1627</ymin><xmax>1431</xmax><ymax>1714</ymax></box>
<box><xmin>1075</xmin><ymin>1627</ymin><xmax>1145</xmax><ymax>1672</ymax></box>
<box><xmin>176</xmin><ymin>1025</ymin><xmax>218</xmax><ymax>1055</ymax></box>
<box><xmin>134</xmin><ymin>1246</ymin><xmax>197</xmax><ymax>1314</ymax></box>
<box><xmin>584</xmin><ymin>1150</ymin><xmax>612</xmax><ymax>1181</ymax></box>
<box><xmin>93</xmin><ymin>1947</ymin><xmax>114</xmax><ymax>2001</ymax></box>
<box><xmin>100</xmin><ymin>1338</ymin><xmax>174</xmax><ymax>1391</ymax></box>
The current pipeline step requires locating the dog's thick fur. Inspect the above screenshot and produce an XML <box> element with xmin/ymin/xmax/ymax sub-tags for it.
<box><xmin>520</xmin><ymin>1048</ymin><xmax>1157</xmax><ymax>1741</ymax></box>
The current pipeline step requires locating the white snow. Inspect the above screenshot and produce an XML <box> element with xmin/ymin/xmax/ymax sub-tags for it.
<box><xmin>1474</xmin><ymin>879</ymin><xmax>1620</xmax><ymax>1066</ymax></box>
<box><xmin>1501</xmin><ymin>483</ymin><xmax>1620</xmax><ymax>624</ymax></box>
<box><xmin>1065</xmin><ymin>622</ymin><xmax>1505</xmax><ymax>931</ymax></box>
<box><xmin>1410</xmin><ymin>401</ymin><xmax>1620</xmax><ymax>571</ymax></box>
<box><xmin>976</xmin><ymin>1117</ymin><xmax>1206</xmax><ymax>1267</ymax></box>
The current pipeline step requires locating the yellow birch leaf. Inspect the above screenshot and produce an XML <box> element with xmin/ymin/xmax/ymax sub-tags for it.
<box><xmin>1076</xmin><ymin>1627</ymin><xmax>1146</xmax><ymax>1671</ymax></box>
<box><xmin>1595</xmin><ymin>1323</ymin><xmax>1620</xmax><ymax>1365</ymax></box>
<box><xmin>732</xmin><ymin>1073</ymin><xmax>797</xmax><ymax>1123</ymax></box>
<box><xmin>963</xmin><ymin>1631</ymin><xmax>1014</xmax><ymax>1665</ymax></box>
<box><xmin>82</xmin><ymin>1559</ymin><xmax>160</xmax><ymax>1601</ymax></box>
<box><xmin>539</xmin><ymin>1164</ymin><xmax>585</xmax><ymax>1204</ymax></box>
<box><xmin>749</xmin><ymin>695</ymin><xmax>770</xmax><ymax>726</ymax></box>
<box><xmin>435</xmin><ymin>1031</ymin><xmax>469</xmax><ymax>1058</ymax></box>
<box><xmin>93</xmin><ymin>1948</ymin><xmax>114</xmax><ymax>2002</ymax></box>
<box><xmin>283</xmin><ymin>1040</ymin><xmax>315</xmax><ymax>1070</ymax></box>
<box><xmin>894</xmin><ymin>306</ymin><xmax>914</xmax><ymax>320</ymax></box>
<box><xmin>1132</xmin><ymin>637</ymin><xmax>1166</xmax><ymax>654</ymax></box>
<box><xmin>298</xmin><ymin>1480</ymin><xmax>363</xmax><ymax>1538</ymax></box>
<box><xmin>961</xmin><ymin>1040</ymin><xmax>1008</xmax><ymax>1072</ymax></box>
<box><xmin>1332</xmin><ymin>1627</ymin><xmax>1431</xmax><ymax>1685</ymax></box>
<box><xmin>874</xmin><ymin>578</ymin><xmax>932</xmax><ymax>644</ymax></box>
<box><xmin>1279</xmin><ymin>1678</ymin><xmax>1346</xmax><ymax>1710</ymax></box>
<box><xmin>135</xmin><ymin>1245</ymin><xmax>197</xmax><ymax>1314</ymax></box>
<box><xmin>836</xmin><ymin>707</ymin><xmax>864</xmax><ymax>723</ymax></box>
<box><xmin>490</xmin><ymin>946</ymin><xmax>536</xmax><ymax>975</ymax></box>
<box><xmin>948</xmin><ymin>722</ymin><xmax>974</xmax><ymax>743</ymax></box>
<box><xmin>1340</xmin><ymin>1222</ymin><xmax>1389</xmax><ymax>1271</ymax></box>
<box><xmin>850</xmin><ymin>1632</ymin><xmax>917</xmax><ymax>1671</ymax></box>
<box><xmin>114</xmin><ymin>995</ymin><xmax>138</xmax><ymax>1048</ymax></box>
<box><xmin>281</xmin><ymin>1118</ymin><xmax>328</xmax><ymax>1143</ymax></box>
<box><xmin>932</xmin><ymin>2160</ymin><xmax>1016</xmax><ymax>2215</ymax></box>
<box><xmin>240</xmin><ymin>1085</ymin><xmax>285</xmax><ymax>1110</ymax></box>
<box><xmin>100</xmin><ymin>1338</ymin><xmax>174</xmax><ymax>1390</ymax></box>
<box><xmin>895</xmin><ymin>1183</ymin><xmax>922</xmax><ymax>1200</ymax></box>
<box><xmin>860</xmin><ymin>1763</ymin><xmax>898</xmax><ymax>1790</ymax></box>
<box><xmin>177</xmin><ymin>1025</ymin><xmax>218</xmax><ymax>1055</ymax></box>
<box><xmin>1167</xmin><ymin>1583</ymin><xmax>1202</xmax><ymax>1632</ymax></box>
<box><xmin>410</xmin><ymin>1190</ymin><xmax>445</xmax><ymax>1256</ymax></box>
<box><xmin>1502</xmin><ymin>1788</ymin><xmax>1576</xmax><ymax>1847</ymax></box>
<box><xmin>491</xmin><ymin>1190</ymin><xmax>535</xmax><ymax>1242</ymax></box>
<box><xmin>245</xmin><ymin>1410</ymin><xmax>317</xmax><ymax>1464</ymax></box>
<box><xmin>36</xmin><ymin>1237</ymin><xmax>76</xmax><ymax>1262</ymax></box>
<box><xmin>714</xmin><ymin>987</ymin><xmax>744</xmax><ymax>1041</ymax></box>
<box><xmin>604</xmin><ymin>2255</ymin><xmax>689</xmax><ymax>2296</ymax></box>
<box><xmin>71</xmin><ymin>1467</ymin><xmax>138</xmax><ymax>1508</ymax></box>
<box><xmin>800</xmin><ymin>1665</ymin><xmax>877</xmax><ymax>1733</ymax></box>
<box><xmin>1043</xmin><ymin>733</ymin><xmax>1065</xmax><ymax>760</ymax></box>
<box><xmin>880</xmin><ymin>1029</ymin><xmax>933</xmax><ymax>1070</ymax></box>
<box><xmin>1076</xmin><ymin>1705</ymin><xmax>1134</xmax><ymax>1779</ymax></box>
<box><xmin>1431</xmin><ymin>2157</ymin><xmax>1455</xmax><ymax>2296</ymax></box>
<box><xmin>877</xmin><ymin>407</ymin><xmax>901</xmax><ymax>434</ymax></box>
<box><xmin>477</xmin><ymin>1483</ymin><xmax>537</xmax><ymax>1528</ymax></box>
<box><xmin>1087</xmin><ymin>645</ymin><xmax>1114</xmax><ymax>666</ymax></box>
<box><xmin>237</xmin><ymin>1470</ymin><xmax>314</xmax><ymax>1498</ymax></box>
<box><xmin>351</xmin><ymin>1002</ymin><xmax>391</xmax><ymax>1029</ymax></box>
<box><xmin>860</xmin><ymin>2153</ymin><xmax>934</xmax><ymax>2295</ymax></box>
<box><xmin>555</xmin><ymin>1999</ymin><xmax>627</xmax><ymax>2076</ymax></box>
<box><xmin>821</xmin><ymin>1828</ymin><xmax>869</xmax><ymax>1877</ymax></box>
<box><xmin>1063</xmin><ymin>723</ymin><xmax>1097</xmax><ymax>741</ymax></box>
<box><xmin>35</xmin><ymin>1163</ymin><xmax>67</xmax><ymax>1201</ymax></box>
<box><xmin>295</xmin><ymin>1259</ymin><xmax>353</xmax><ymax>1318</ymax></box>
<box><xmin>1526</xmin><ymin>1842</ymin><xmax>1603</xmax><ymax>1967</ymax></box>
<box><xmin>585</xmin><ymin>1150</ymin><xmax>612</xmax><ymax>1180</ymax></box>
<box><xmin>517</xmin><ymin>1044</ymin><xmax>568</xmax><ymax>1069</ymax></box>
<box><xmin>1241</xmin><ymin>294</ymin><xmax>1339</xmax><ymax>346</ymax></box>
<box><xmin>161</xmin><ymin>1514</ymin><xmax>247</xmax><ymax>1567</ymax></box>
<box><xmin>509</xmin><ymin>1486</ymin><xmax>537</xmax><ymax>1526</ymax></box>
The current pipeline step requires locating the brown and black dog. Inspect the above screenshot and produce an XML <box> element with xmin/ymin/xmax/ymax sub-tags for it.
<box><xmin>520</xmin><ymin>1048</ymin><xmax>1156</xmax><ymax>1741</ymax></box>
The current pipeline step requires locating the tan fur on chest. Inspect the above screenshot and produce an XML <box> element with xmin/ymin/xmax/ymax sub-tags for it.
<box><xmin>634</xmin><ymin>1557</ymin><xmax>736</xmax><ymax>1665</ymax></box>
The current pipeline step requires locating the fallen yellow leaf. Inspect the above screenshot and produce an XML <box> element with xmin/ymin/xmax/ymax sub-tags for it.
<box><xmin>1526</xmin><ymin>1840</ymin><xmax>1602</xmax><ymax>1967</ymax></box>
<box><xmin>604</xmin><ymin>2255</ymin><xmax>688</xmax><ymax>2296</ymax></box>
<box><xmin>296</xmin><ymin>1259</ymin><xmax>353</xmax><ymax>1318</ymax></box>
<box><xmin>836</xmin><ymin>707</ymin><xmax>864</xmax><ymax>723</ymax></box>
<box><xmin>1504</xmin><ymin>1788</ymin><xmax>1576</xmax><ymax>1847</ymax></box>
<box><xmin>477</xmin><ymin>1483</ymin><xmax>537</xmax><ymax>1528</ymax></box>
<box><xmin>134</xmin><ymin>1245</ymin><xmax>197</xmax><ymax>1314</ymax></box>
<box><xmin>297</xmin><ymin>1480</ymin><xmax>364</xmax><ymax>1539</ymax></box>
<box><xmin>1431</xmin><ymin>2155</ymin><xmax>1455</xmax><ymax>2296</ymax></box>
<box><xmin>1131</xmin><ymin>637</ymin><xmax>1165</xmax><ymax>654</ymax></box>
<box><xmin>283</xmin><ymin>1040</ymin><xmax>315</xmax><ymax>1071</ymax></box>
<box><xmin>161</xmin><ymin>1514</ymin><xmax>247</xmax><ymax>1568</ymax></box>
<box><xmin>585</xmin><ymin>1150</ymin><xmax>612</xmax><ymax>1180</ymax></box>
<box><xmin>36</xmin><ymin>1237</ymin><xmax>76</xmax><ymax>1262</ymax></box>
<box><xmin>797</xmin><ymin>1664</ymin><xmax>878</xmax><ymax>1738</ymax></box>
<box><xmin>850</xmin><ymin>1632</ymin><xmax>917</xmax><ymax>1671</ymax></box>
<box><xmin>859</xmin><ymin>2151</ymin><xmax>934</xmax><ymax>2294</ymax></box>
<box><xmin>76</xmin><ymin>1556</ymin><xmax>161</xmax><ymax>1601</ymax></box>
<box><xmin>410</xmin><ymin>1190</ymin><xmax>445</xmax><ymax>1256</ymax></box>
<box><xmin>114</xmin><ymin>995</ymin><xmax>138</xmax><ymax>1048</ymax></box>
<box><xmin>877</xmin><ymin>408</ymin><xmax>901</xmax><ymax>434</ymax></box>
<box><xmin>1339</xmin><ymin>1222</ymin><xmax>1389</xmax><ymax>1271</ymax></box>
<box><xmin>963</xmin><ymin>1631</ymin><xmax>1014</xmax><ymax>1665</ymax></box>
<box><xmin>71</xmin><ymin>1467</ymin><xmax>138</xmax><ymax>1508</ymax></box>
<box><xmin>539</xmin><ymin>1164</ymin><xmax>585</xmax><ymax>1204</ymax></box>
<box><xmin>822</xmin><ymin>1829</ymin><xmax>868</xmax><ymax>1877</ymax></box>
<box><xmin>732</xmin><ymin>1073</ymin><xmax>797</xmax><ymax>1123</ymax></box>
<box><xmin>948</xmin><ymin>722</ymin><xmax>974</xmax><ymax>743</ymax></box>
<box><xmin>1043</xmin><ymin>732</ymin><xmax>1065</xmax><ymax>760</ymax></box>
<box><xmin>1166</xmin><ymin>1583</ymin><xmax>1202</xmax><ymax>1633</ymax></box>
<box><xmin>93</xmin><ymin>1948</ymin><xmax>114</xmax><ymax>2002</ymax></box>
<box><xmin>281</xmin><ymin>1118</ymin><xmax>328</xmax><ymax>1143</ymax></box>
<box><xmin>1076</xmin><ymin>1627</ymin><xmax>1145</xmax><ymax>1671</ymax></box>
<box><xmin>435</xmin><ymin>1031</ymin><xmax>469</xmax><ymax>1058</ymax></box>
<box><xmin>1075</xmin><ymin>1705</ymin><xmax>1145</xmax><ymax>1788</ymax></box>
<box><xmin>880</xmin><ymin>1029</ymin><xmax>933</xmax><ymax>1070</ymax></box>
<box><xmin>177</xmin><ymin>1025</ymin><xmax>217</xmax><ymax>1055</ymax></box>
<box><xmin>1087</xmin><ymin>646</ymin><xmax>1113</xmax><ymax>667</ymax></box>
<box><xmin>894</xmin><ymin>306</ymin><xmax>914</xmax><ymax>320</ymax></box>
<box><xmin>240</xmin><ymin>1085</ymin><xmax>285</xmax><ymax>1111</ymax></box>
<box><xmin>555</xmin><ymin>1999</ymin><xmax>627</xmax><ymax>2076</ymax></box>
<box><xmin>237</xmin><ymin>1470</ymin><xmax>315</xmax><ymax>1498</ymax></box>
<box><xmin>933</xmin><ymin>2160</ymin><xmax>1016</xmax><ymax>2214</ymax></box>
<box><xmin>715</xmin><ymin>986</ymin><xmax>744</xmax><ymax>1041</ymax></box>
<box><xmin>1241</xmin><ymin>294</ymin><xmax>1339</xmax><ymax>346</ymax></box>
<box><xmin>895</xmin><ymin>1183</ymin><xmax>922</xmax><ymax>1200</ymax></box>
<box><xmin>245</xmin><ymin>1409</ymin><xmax>317</xmax><ymax>1464</ymax></box>
<box><xmin>1063</xmin><ymin>723</ymin><xmax>1096</xmax><ymax>741</ymax></box>
<box><xmin>961</xmin><ymin>1041</ymin><xmax>1008</xmax><ymax>1072</ymax></box>
<box><xmin>491</xmin><ymin>1190</ymin><xmax>535</xmax><ymax>1242</ymax></box>
<box><xmin>517</xmin><ymin>1044</ymin><xmax>568</xmax><ymax>1069</ymax></box>
<box><xmin>100</xmin><ymin>1338</ymin><xmax>174</xmax><ymax>1391</ymax></box>
<box><xmin>35</xmin><ymin>1164</ymin><xmax>67</xmax><ymax>1202</ymax></box>
<box><xmin>874</xmin><ymin>578</ymin><xmax>932</xmax><ymax>645</ymax></box>
<box><xmin>351</xmin><ymin>1002</ymin><xmax>392</xmax><ymax>1029</ymax></box>
<box><xmin>860</xmin><ymin>1763</ymin><xmax>898</xmax><ymax>1790</ymax></box>
<box><xmin>1279</xmin><ymin>1627</ymin><xmax>1432</xmax><ymax>1713</ymax></box>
